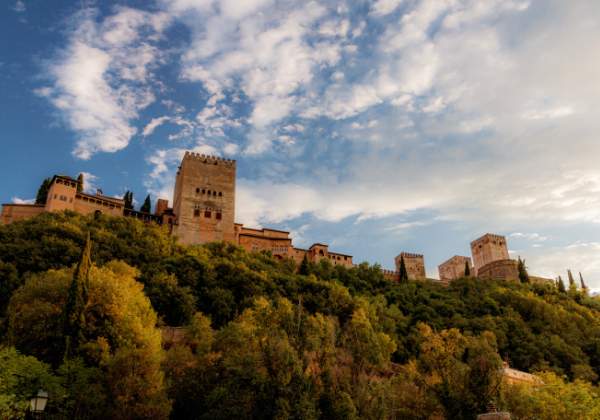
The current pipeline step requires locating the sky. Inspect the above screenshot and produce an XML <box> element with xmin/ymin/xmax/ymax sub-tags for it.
<box><xmin>2</xmin><ymin>0</ymin><xmax>600</xmax><ymax>287</ymax></box>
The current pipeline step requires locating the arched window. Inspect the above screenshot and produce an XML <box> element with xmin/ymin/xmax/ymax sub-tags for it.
<box><xmin>196</xmin><ymin>188</ymin><xmax>200</xmax><ymax>193</ymax></box>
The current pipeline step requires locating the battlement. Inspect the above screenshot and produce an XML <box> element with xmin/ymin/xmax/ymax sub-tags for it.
<box><xmin>470</xmin><ymin>233</ymin><xmax>506</xmax><ymax>247</ymax></box>
<box><xmin>182</xmin><ymin>152</ymin><xmax>236</xmax><ymax>167</ymax></box>
<box><xmin>398</xmin><ymin>252</ymin><xmax>424</xmax><ymax>259</ymax></box>
<box><xmin>471</xmin><ymin>233</ymin><xmax>509</xmax><ymax>273</ymax></box>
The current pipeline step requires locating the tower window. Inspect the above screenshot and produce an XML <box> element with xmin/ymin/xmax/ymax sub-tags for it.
<box><xmin>194</xmin><ymin>209</ymin><xmax>200</xmax><ymax>217</ymax></box>
<box><xmin>216</xmin><ymin>212</ymin><xmax>222</xmax><ymax>220</ymax></box>
<box><xmin>204</xmin><ymin>210</ymin><xmax>211</xmax><ymax>218</ymax></box>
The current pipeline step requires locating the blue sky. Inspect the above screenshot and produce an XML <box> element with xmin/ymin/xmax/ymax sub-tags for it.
<box><xmin>2</xmin><ymin>0</ymin><xmax>600</xmax><ymax>287</ymax></box>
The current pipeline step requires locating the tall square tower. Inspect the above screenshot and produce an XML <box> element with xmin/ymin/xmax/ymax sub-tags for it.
<box><xmin>395</xmin><ymin>252</ymin><xmax>426</xmax><ymax>280</ymax></box>
<box><xmin>470</xmin><ymin>233</ymin><xmax>509</xmax><ymax>273</ymax></box>
<box><xmin>172</xmin><ymin>153</ymin><xmax>236</xmax><ymax>245</ymax></box>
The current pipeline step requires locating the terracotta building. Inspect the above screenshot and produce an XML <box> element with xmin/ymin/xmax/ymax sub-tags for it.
<box><xmin>0</xmin><ymin>152</ymin><xmax>352</xmax><ymax>267</ymax></box>
<box><xmin>470</xmin><ymin>233</ymin><xmax>510</xmax><ymax>274</ymax></box>
<box><xmin>438</xmin><ymin>255</ymin><xmax>473</xmax><ymax>284</ymax></box>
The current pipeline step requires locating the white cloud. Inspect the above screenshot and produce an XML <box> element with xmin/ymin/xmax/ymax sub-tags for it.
<box><xmin>13</xmin><ymin>1</ymin><xmax>25</xmax><ymax>13</ymax></box>
<box><xmin>80</xmin><ymin>172</ymin><xmax>99</xmax><ymax>194</ymax></box>
<box><xmin>38</xmin><ymin>7</ymin><xmax>171</xmax><ymax>159</ymax></box>
<box><xmin>12</xmin><ymin>197</ymin><xmax>34</xmax><ymax>204</ymax></box>
<box><xmin>525</xmin><ymin>242</ymin><xmax>600</xmax><ymax>283</ymax></box>
<box><xmin>371</xmin><ymin>0</ymin><xmax>404</xmax><ymax>17</ymax></box>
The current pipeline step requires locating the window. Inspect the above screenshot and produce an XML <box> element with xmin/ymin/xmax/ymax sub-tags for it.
<box><xmin>194</xmin><ymin>209</ymin><xmax>200</xmax><ymax>217</ymax></box>
<box><xmin>202</xmin><ymin>189</ymin><xmax>206</xmax><ymax>194</ymax></box>
<box><xmin>196</xmin><ymin>188</ymin><xmax>200</xmax><ymax>193</ymax></box>
<box><xmin>218</xmin><ymin>192</ymin><xmax>223</xmax><ymax>197</ymax></box>
<box><xmin>213</xmin><ymin>191</ymin><xmax>217</xmax><ymax>196</ymax></box>
<box><xmin>54</xmin><ymin>194</ymin><xmax>57</xmax><ymax>199</ymax></box>
<box><xmin>216</xmin><ymin>212</ymin><xmax>222</xmax><ymax>220</ymax></box>
<box><xmin>204</xmin><ymin>210</ymin><xmax>211</xmax><ymax>218</ymax></box>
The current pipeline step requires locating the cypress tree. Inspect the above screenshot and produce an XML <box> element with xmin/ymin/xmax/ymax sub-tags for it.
<box><xmin>35</xmin><ymin>178</ymin><xmax>52</xmax><ymax>205</ymax></box>
<box><xmin>567</xmin><ymin>269</ymin><xmax>575</xmax><ymax>287</ymax></box>
<box><xmin>140</xmin><ymin>194</ymin><xmax>152</xmax><ymax>213</ymax></box>
<box><xmin>580</xmin><ymin>272</ymin><xmax>588</xmax><ymax>295</ymax></box>
<box><xmin>399</xmin><ymin>255</ymin><xmax>409</xmax><ymax>283</ymax></box>
<box><xmin>464</xmin><ymin>260</ymin><xmax>471</xmax><ymax>277</ymax></box>
<box><xmin>123</xmin><ymin>191</ymin><xmax>134</xmax><ymax>210</ymax></box>
<box><xmin>517</xmin><ymin>257</ymin><xmax>530</xmax><ymax>283</ymax></box>
<box><xmin>77</xmin><ymin>173</ymin><xmax>84</xmax><ymax>193</ymax></box>
<box><xmin>63</xmin><ymin>233</ymin><xmax>93</xmax><ymax>358</ymax></box>
<box><xmin>298</xmin><ymin>254</ymin><xmax>310</xmax><ymax>276</ymax></box>
<box><xmin>557</xmin><ymin>276</ymin><xmax>566</xmax><ymax>293</ymax></box>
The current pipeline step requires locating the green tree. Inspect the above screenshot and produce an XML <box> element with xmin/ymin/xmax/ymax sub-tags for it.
<box><xmin>501</xmin><ymin>371</ymin><xmax>600</xmax><ymax>419</ymax></box>
<box><xmin>0</xmin><ymin>347</ymin><xmax>62</xmax><ymax>420</ymax></box>
<box><xmin>298</xmin><ymin>254</ymin><xmax>310</xmax><ymax>275</ymax></box>
<box><xmin>35</xmin><ymin>178</ymin><xmax>52</xmax><ymax>205</ymax></box>
<box><xmin>464</xmin><ymin>260</ymin><xmax>471</xmax><ymax>277</ymax></box>
<box><xmin>580</xmin><ymin>272</ymin><xmax>588</xmax><ymax>295</ymax></box>
<box><xmin>140</xmin><ymin>194</ymin><xmax>152</xmax><ymax>213</ymax></box>
<box><xmin>557</xmin><ymin>276</ymin><xmax>566</xmax><ymax>293</ymax></box>
<box><xmin>123</xmin><ymin>191</ymin><xmax>134</xmax><ymax>210</ymax></box>
<box><xmin>77</xmin><ymin>173</ymin><xmax>84</xmax><ymax>193</ymax></box>
<box><xmin>63</xmin><ymin>233</ymin><xmax>92</xmax><ymax>359</ymax></box>
<box><xmin>517</xmin><ymin>257</ymin><xmax>530</xmax><ymax>284</ymax></box>
<box><xmin>399</xmin><ymin>255</ymin><xmax>409</xmax><ymax>283</ymax></box>
<box><xmin>7</xmin><ymin>261</ymin><xmax>171</xmax><ymax>418</ymax></box>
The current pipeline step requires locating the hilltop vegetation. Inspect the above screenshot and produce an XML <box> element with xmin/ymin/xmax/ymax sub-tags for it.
<box><xmin>1</xmin><ymin>212</ymin><xmax>600</xmax><ymax>419</ymax></box>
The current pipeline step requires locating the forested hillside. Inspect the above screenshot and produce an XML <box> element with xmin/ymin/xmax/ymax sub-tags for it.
<box><xmin>1</xmin><ymin>212</ymin><xmax>600</xmax><ymax>419</ymax></box>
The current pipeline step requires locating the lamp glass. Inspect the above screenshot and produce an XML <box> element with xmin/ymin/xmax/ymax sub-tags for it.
<box><xmin>30</xmin><ymin>390</ymin><xmax>48</xmax><ymax>412</ymax></box>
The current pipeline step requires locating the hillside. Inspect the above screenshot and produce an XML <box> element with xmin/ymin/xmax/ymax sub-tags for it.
<box><xmin>1</xmin><ymin>212</ymin><xmax>600</xmax><ymax>419</ymax></box>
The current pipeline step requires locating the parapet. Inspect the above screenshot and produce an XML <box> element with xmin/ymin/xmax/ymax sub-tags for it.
<box><xmin>397</xmin><ymin>252</ymin><xmax>424</xmax><ymax>259</ymax></box>
<box><xmin>470</xmin><ymin>233</ymin><xmax>506</xmax><ymax>247</ymax></box>
<box><xmin>182</xmin><ymin>151</ymin><xmax>236</xmax><ymax>167</ymax></box>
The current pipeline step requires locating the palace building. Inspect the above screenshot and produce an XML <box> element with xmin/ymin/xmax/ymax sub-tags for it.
<box><xmin>1</xmin><ymin>152</ymin><xmax>555</xmax><ymax>282</ymax></box>
<box><xmin>1</xmin><ymin>152</ymin><xmax>354</xmax><ymax>268</ymax></box>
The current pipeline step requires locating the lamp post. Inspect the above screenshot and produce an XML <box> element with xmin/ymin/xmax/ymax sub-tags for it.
<box><xmin>29</xmin><ymin>389</ymin><xmax>48</xmax><ymax>419</ymax></box>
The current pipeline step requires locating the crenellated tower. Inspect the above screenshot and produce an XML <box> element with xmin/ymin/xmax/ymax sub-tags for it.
<box><xmin>172</xmin><ymin>152</ymin><xmax>236</xmax><ymax>245</ymax></box>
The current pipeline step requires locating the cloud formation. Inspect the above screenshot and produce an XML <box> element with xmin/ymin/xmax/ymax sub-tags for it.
<box><xmin>38</xmin><ymin>7</ymin><xmax>170</xmax><ymax>159</ymax></box>
<box><xmin>34</xmin><ymin>0</ymin><xmax>600</xmax><ymax>282</ymax></box>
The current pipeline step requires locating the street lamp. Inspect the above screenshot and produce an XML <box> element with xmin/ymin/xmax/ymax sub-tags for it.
<box><xmin>30</xmin><ymin>389</ymin><xmax>48</xmax><ymax>418</ymax></box>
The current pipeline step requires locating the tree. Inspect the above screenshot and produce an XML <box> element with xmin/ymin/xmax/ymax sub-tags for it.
<box><xmin>0</xmin><ymin>347</ymin><xmax>62</xmax><ymax>419</ymax></box>
<box><xmin>123</xmin><ymin>191</ymin><xmax>134</xmax><ymax>210</ymax></box>
<box><xmin>7</xmin><ymin>261</ymin><xmax>171</xmax><ymax>417</ymax></box>
<box><xmin>298</xmin><ymin>254</ymin><xmax>310</xmax><ymax>276</ymax></box>
<box><xmin>579</xmin><ymin>272</ymin><xmax>588</xmax><ymax>295</ymax></box>
<box><xmin>464</xmin><ymin>261</ymin><xmax>470</xmax><ymax>277</ymax></box>
<box><xmin>517</xmin><ymin>257</ymin><xmax>530</xmax><ymax>284</ymax></box>
<box><xmin>501</xmin><ymin>371</ymin><xmax>600</xmax><ymax>419</ymax></box>
<box><xmin>77</xmin><ymin>173</ymin><xmax>84</xmax><ymax>193</ymax></box>
<box><xmin>398</xmin><ymin>255</ymin><xmax>409</xmax><ymax>283</ymax></box>
<box><xmin>35</xmin><ymin>178</ymin><xmax>52</xmax><ymax>205</ymax></box>
<box><xmin>557</xmin><ymin>276</ymin><xmax>566</xmax><ymax>293</ymax></box>
<box><xmin>63</xmin><ymin>233</ymin><xmax>92</xmax><ymax>359</ymax></box>
<box><xmin>140</xmin><ymin>194</ymin><xmax>152</xmax><ymax>213</ymax></box>
<box><xmin>567</xmin><ymin>269</ymin><xmax>578</xmax><ymax>295</ymax></box>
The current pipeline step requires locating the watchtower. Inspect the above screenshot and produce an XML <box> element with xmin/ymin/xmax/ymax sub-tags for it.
<box><xmin>172</xmin><ymin>152</ymin><xmax>236</xmax><ymax>245</ymax></box>
<box><xmin>395</xmin><ymin>252</ymin><xmax>426</xmax><ymax>280</ymax></box>
<box><xmin>470</xmin><ymin>233</ymin><xmax>509</xmax><ymax>274</ymax></box>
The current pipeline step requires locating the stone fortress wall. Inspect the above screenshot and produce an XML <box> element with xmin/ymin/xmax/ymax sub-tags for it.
<box><xmin>438</xmin><ymin>255</ymin><xmax>473</xmax><ymax>284</ymax></box>
<box><xmin>0</xmin><ymin>152</ymin><xmax>557</xmax><ymax>281</ymax></box>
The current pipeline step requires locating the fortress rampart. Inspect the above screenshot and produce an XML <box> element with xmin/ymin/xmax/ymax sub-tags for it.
<box><xmin>0</xmin><ymin>153</ymin><xmax>562</xmax><ymax>283</ymax></box>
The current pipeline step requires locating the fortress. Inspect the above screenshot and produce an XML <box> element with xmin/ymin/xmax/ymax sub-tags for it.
<box><xmin>1</xmin><ymin>152</ymin><xmax>527</xmax><ymax>282</ymax></box>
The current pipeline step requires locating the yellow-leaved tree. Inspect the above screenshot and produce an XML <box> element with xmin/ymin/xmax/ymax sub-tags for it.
<box><xmin>7</xmin><ymin>259</ymin><xmax>171</xmax><ymax>419</ymax></box>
